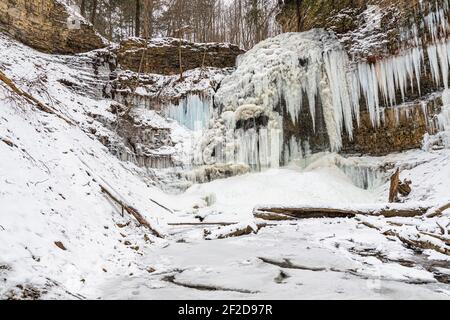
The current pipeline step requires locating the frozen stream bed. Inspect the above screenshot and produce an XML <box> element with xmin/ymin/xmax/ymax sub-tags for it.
<box><xmin>100</xmin><ymin>219</ymin><xmax>450</xmax><ymax>299</ymax></box>
<box><xmin>98</xmin><ymin>160</ymin><xmax>450</xmax><ymax>300</ymax></box>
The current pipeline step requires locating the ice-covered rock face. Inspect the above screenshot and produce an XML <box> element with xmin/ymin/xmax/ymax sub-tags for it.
<box><xmin>196</xmin><ymin>22</ymin><xmax>450</xmax><ymax>171</ymax></box>
<box><xmin>216</xmin><ymin>30</ymin><xmax>349</xmax><ymax>136</ymax></box>
<box><xmin>210</xmin><ymin>29</ymin><xmax>357</xmax><ymax>169</ymax></box>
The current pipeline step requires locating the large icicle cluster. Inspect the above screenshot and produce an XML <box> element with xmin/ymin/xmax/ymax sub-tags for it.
<box><xmin>163</xmin><ymin>94</ymin><xmax>212</xmax><ymax>131</ymax></box>
<box><xmin>206</xmin><ymin>10</ymin><xmax>450</xmax><ymax>169</ymax></box>
<box><xmin>215</xmin><ymin>29</ymin><xmax>356</xmax><ymax>155</ymax></box>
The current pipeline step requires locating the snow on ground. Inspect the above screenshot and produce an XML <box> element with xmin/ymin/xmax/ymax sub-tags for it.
<box><xmin>100</xmin><ymin>220</ymin><xmax>448</xmax><ymax>299</ymax></box>
<box><xmin>177</xmin><ymin>165</ymin><xmax>377</xmax><ymax>224</ymax></box>
<box><xmin>0</xmin><ymin>32</ymin><xmax>449</xmax><ymax>299</ymax></box>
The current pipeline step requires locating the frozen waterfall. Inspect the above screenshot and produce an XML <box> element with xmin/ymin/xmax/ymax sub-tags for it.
<box><xmin>207</xmin><ymin>21</ymin><xmax>450</xmax><ymax>169</ymax></box>
<box><xmin>163</xmin><ymin>94</ymin><xmax>212</xmax><ymax>131</ymax></box>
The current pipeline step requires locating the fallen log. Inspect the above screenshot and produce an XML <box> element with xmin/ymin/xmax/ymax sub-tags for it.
<box><xmin>258</xmin><ymin>257</ymin><xmax>326</xmax><ymax>271</ymax></box>
<box><xmin>427</xmin><ymin>202</ymin><xmax>450</xmax><ymax>218</ymax></box>
<box><xmin>396</xmin><ymin>233</ymin><xmax>450</xmax><ymax>256</ymax></box>
<box><xmin>204</xmin><ymin>224</ymin><xmax>256</xmax><ymax>240</ymax></box>
<box><xmin>252</xmin><ymin>210</ymin><xmax>297</xmax><ymax>221</ymax></box>
<box><xmin>168</xmin><ymin>222</ymin><xmax>236</xmax><ymax>226</ymax></box>
<box><xmin>355</xmin><ymin>218</ymin><xmax>381</xmax><ymax>231</ymax></box>
<box><xmin>253</xmin><ymin>205</ymin><xmax>430</xmax><ymax>221</ymax></box>
<box><xmin>0</xmin><ymin>70</ymin><xmax>74</xmax><ymax>125</ymax></box>
<box><xmin>203</xmin><ymin>222</ymin><xmax>271</xmax><ymax>240</ymax></box>
<box><xmin>100</xmin><ymin>184</ymin><xmax>164</xmax><ymax>238</ymax></box>
<box><xmin>419</xmin><ymin>232</ymin><xmax>450</xmax><ymax>245</ymax></box>
<box><xmin>168</xmin><ymin>221</ymin><xmax>276</xmax><ymax>228</ymax></box>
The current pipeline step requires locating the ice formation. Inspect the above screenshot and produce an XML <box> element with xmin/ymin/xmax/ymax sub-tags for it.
<box><xmin>164</xmin><ymin>94</ymin><xmax>212</xmax><ymax>131</ymax></box>
<box><xmin>203</xmin><ymin>4</ymin><xmax>450</xmax><ymax>170</ymax></box>
<box><xmin>107</xmin><ymin>1</ymin><xmax>450</xmax><ymax>176</ymax></box>
<box><xmin>199</xmin><ymin>30</ymin><xmax>357</xmax><ymax>171</ymax></box>
<box><xmin>434</xmin><ymin>88</ymin><xmax>450</xmax><ymax>149</ymax></box>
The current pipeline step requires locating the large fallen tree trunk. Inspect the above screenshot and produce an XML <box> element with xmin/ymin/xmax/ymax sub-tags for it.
<box><xmin>0</xmin><ymin>70</ymin><xmax>74</xmax><ymax>125</ymax></box>
<box><xmin>100</xmin><ymin>185</ymin><xmax>164</xmax><ymax>238</ymax></box>
<box><xmin>253</xmin><ymin>205</ymin><xmax>431</xmax><ymax>221</ymax></box>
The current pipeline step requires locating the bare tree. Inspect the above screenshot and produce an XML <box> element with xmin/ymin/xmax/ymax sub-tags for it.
<box><xmin>90</xmin><ymin>0</ymin><xmax>98</xmax><ymax>25</ymax></box>
<box><xmin>80</xmin><ymin>0</ymin><xmax>86</xmax><ymax>17</ymax></box>
<box><xmin>135</xmin><ymin>0</ymin><xmax>141</xmax><ymax>37</ymax></box>
<box><xmin>296</xmin><ymin>0</ymin><xmax>303</xmax><ymax>31</ymax></box>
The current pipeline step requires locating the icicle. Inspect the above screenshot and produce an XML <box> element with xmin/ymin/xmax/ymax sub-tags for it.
<box><xmin>437</xmin><ymin>89</ymin><xmax>450</xmax><ymax>131</ymax></box>
<box><xmin>428</xmin><ymin>45</ymin><xmax>441</xmax><ymax>85</ymax></box>
<box><xmin>203</xmin><ymin>25</ymin><xmax>450</xmax><ymax>172</ymax></box>
<box><xmin>436</xmin><ymin>39</ymin><xmax>450</xmax><ymax>89</ymax></box>
<box><xmin>258</xmin><ymin>128</ymin><xmax>270</xmax><ymax>168</ymax></box>
<box><xmin>164</xmin><ymin>94</ymin><xmax>212</xmax><ymax>131</ymax></box>
<box><xmin>323</xmin><ymin>50</ymin><xmax>356</xmax><ymax>141</ymax></box>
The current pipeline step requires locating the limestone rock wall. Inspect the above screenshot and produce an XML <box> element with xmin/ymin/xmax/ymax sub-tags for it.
<box><xmin>0</xmin><ymin>0</ymin><xmax>105</xmax><ymax>54</ymax></box>
<box><xmin>342</xmin><ymin>99</ymin><xmax>441</xmax><ymax>155</ymax></box>
<box><xmin>117</xmin><ymin>38</ymin><xmax>244</xmax><ymax>75</ymax></box>
<box><xmin>277</xmin><ymin>0</ymin><xmax>431</xmax><ymax>57</ymax></box>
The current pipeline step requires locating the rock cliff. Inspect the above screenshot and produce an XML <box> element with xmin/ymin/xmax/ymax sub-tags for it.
<box><xmin>0</xmin><ymin>0</ymin><xmax>105</xmax><ymax>54</ymax></box>
<box><xmin>116</xmin><ymin>37</ymin><xmax>244</xmax><ymax>75</ymax></box>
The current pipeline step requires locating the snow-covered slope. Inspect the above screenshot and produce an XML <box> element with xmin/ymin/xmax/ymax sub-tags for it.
<box><xmin>0</xmin><ymin>33</ymin><xmax>185</xmax><ymax>298</ymax></box>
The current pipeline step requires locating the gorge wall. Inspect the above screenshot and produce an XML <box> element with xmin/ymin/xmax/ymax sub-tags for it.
<box><xmin>105</xmin><ymin>1</ymin><xmax>450</xmax><ymax>176</ymax></box>
<box><xmin>117</xmin><ymin>38</ymin><xmax>244</xmax><ymax>75</ymax></box>
<box><xmin>0</xmin><ymin>0</ymin><xmax>105</xmax><ymax>54</ymax></box>
<box><xmin>3</xmin><ymin>0</ymin><xmax>448</xmax><ymax>183</ymax></box>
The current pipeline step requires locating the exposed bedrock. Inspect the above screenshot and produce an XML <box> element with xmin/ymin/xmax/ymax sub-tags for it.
<box><xmin>116</xmin><ymin>37</ymin><xmax>245</xmax><ymax>75</ymax></box>
<box><xmin>0</xmin><ymin>0</ymin><xmax>105</xmax><ymax>54</ymax></box>
<box><xmin>93</xmin><ymin>104</ymin><xmax>174</xmax><ymax>169</ymax></box>
<box><xmin>276</xmin><ymin>0</ymin><xmax>447</xmax><ymax>58</ymax></box>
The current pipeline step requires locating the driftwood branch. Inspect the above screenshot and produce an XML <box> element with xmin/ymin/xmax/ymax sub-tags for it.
<box><xmin>258</xmin><ymin>257</ymin><xmax>326</xmax><ymax>271</ymax></box>
<box><xmin>1</xmin><ymin>137</ymin><xmax>17</xmax><ymax>148</ymax></box>
<box><xmin>0</xmin><ymin>70</ymin><xmax>74</xmax><ymax>125</ymax></box>
<box><xmin>100</xmin><ymin>184</ymin><xmax>164</xmax><ymax>238</ymax></box>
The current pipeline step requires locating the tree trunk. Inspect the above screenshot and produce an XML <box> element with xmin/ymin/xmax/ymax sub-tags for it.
<box><xmin>389</xmin><ymin>168</ymin><xmax>400</xmax><ymax>203</ymax></box>
<box><xmin>135</xmin><ymin>0</ymin><xmax>141</xmax><ymax>37</ymax></box>
<box><xmin>80</xmin><ymin>0</ymin><xmax>86</xmax><ymax>17</ymax></box>
<box><xmin>90</xmin><ymin>0</ymin><xmax>98</xmax><ymax>26</ymax></box>
<box><xmin>296</xmin><ymin>0</ymin><xmax>303</xmax><ymax>32</ymax></box>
